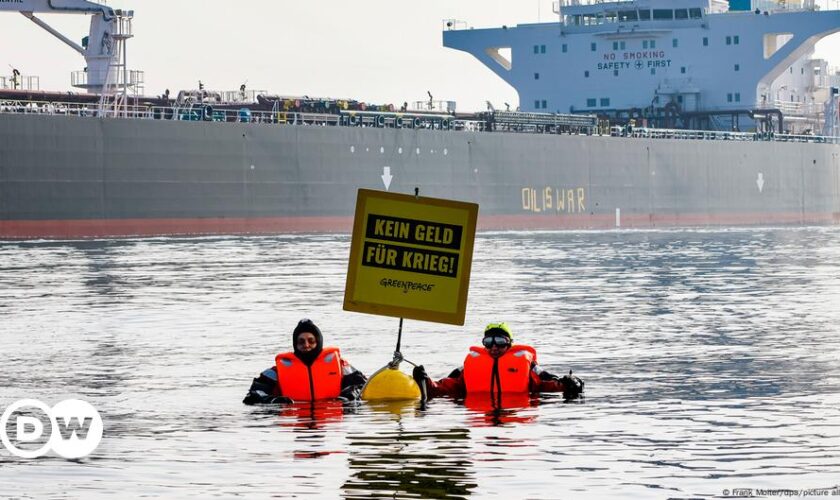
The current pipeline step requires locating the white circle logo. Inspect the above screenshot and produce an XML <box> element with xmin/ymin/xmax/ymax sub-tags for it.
<box><xmin>1</xmin><ymin>399</ymin><xmax>103</xmax><ymax>459</ymax></box>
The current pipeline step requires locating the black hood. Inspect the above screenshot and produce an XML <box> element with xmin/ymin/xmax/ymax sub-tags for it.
<box><xmin>292</xmin><ymin>319</ymin><xmax>323</xmax><ymax>366</ymax></box>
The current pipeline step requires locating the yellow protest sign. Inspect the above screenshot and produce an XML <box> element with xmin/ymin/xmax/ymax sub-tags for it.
<box><xmin>343</xmin><ymin>189</ymin><xmax>479</xmax><ymax>325</ymax></box>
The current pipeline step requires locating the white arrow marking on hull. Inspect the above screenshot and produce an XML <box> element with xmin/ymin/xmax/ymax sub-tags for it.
<box><xmin>382</xmin><ymin>166</ymin><xmax>393</xmax><ymax>191</ymax></box>
<box><xmin>757</xmin><ymin>173</ymin><xmax>765</xmax><ymax>193</ymax></box>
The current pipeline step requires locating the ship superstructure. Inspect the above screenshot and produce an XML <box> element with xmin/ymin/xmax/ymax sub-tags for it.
<box><xmin>444</xmin><ymin>0</ymin><xmax>840</xmax><ymax>132</ymax></box>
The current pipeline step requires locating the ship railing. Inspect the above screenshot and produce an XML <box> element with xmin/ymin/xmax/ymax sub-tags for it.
<box><xmin>773</xmin><ymin>133</ymin><xmax>840</xmax><ymax>144</ymax></box>
<box><xmin>220</xmin><ymin>90</ymin><xmax>268</xmax><ymax>104</ymax></box>
<box><xmin>162</xmin><ymin>105</ymin><xmax>343</xmax><ymax>126</ymax></box>
<box><xmin>752</xmin><ymin>0</ymin><xmax>830</xmax><ymax>12</ymax></box>
<box><xmin>554</xmin><ymin>0</ymin><xmax>634</xmax><ymax>9</ymax></box>
<box><xmin>625</xmin><ymin>127</ymin><xmax>759</xmax><ymax>141</ymax></box>
<box><xmin>5</xmin><ymin>98</ymin><xmax>840</xmax><ymax>142</ymax></box>
<box><xmin>339</xmin><ymin>110</ymin><xmax>464</xmax><ymax>131</ymax></box>
<box><xmin>0</xmin><ymin>99</ymin><xmax>110</xmax><ymax>117</ymax></box>
<box><xmin>626</xmin><ymin>126</ymin><xmax>840</xmax><ymax>144</ymax></box>
<box><xmin>764</xmin><ymin>99</ymin><xmax>823</xmax><ymax>116</ymax></box>
<box><xmin>412</xmin><ymin>100</ymin><xmax>457</xmax><ymax>114</ymax></box>
<box><xmin>0</xmin><ymin>75</ymin><xmax>40</xmax><ymax>91</ymax></box>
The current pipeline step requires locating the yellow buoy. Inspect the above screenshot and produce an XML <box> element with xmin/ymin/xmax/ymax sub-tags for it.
<box><xmin>360</xmin><ymin>366</ymin><xmax>422</xmax><ymax>401</ymax></box>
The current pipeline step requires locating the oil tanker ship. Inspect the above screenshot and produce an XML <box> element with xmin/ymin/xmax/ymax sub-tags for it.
<box><xmin>1</xmin><ymin>0</ymin><xmax>839</xmax><ymax>239</ymax></box>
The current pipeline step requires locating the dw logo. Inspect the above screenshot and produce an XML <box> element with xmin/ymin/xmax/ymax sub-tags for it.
<box><xmin>0</xmin><ymin>399</ymin><xmax>103</xmax><ymax>459</ymax></box>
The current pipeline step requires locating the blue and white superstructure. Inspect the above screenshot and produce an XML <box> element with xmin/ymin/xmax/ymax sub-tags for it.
<box><xmin>444</xmin><ymin>0</ymin><xmax>840</xmax><ymax>132</ymax></box>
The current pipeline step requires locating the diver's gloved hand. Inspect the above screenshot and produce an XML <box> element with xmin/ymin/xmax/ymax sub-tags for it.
<box><xmin>412</xmin><ymin>365</ymin><xmax>429</xmax><ymax>385</ymax></box>
<box><xmin>269</xmin><ymin>396</ymin><xmax>294</xmax><ymax>405</ymax></box>
<box><xmin>561</xmin><ymin>374</ymin><xmax>584</xmax><ymax>400</ymax></box>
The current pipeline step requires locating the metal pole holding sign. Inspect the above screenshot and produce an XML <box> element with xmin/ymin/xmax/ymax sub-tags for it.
<box><xmin>395</xmin><ymin>317</ymin><xmax>403</xmax><ymax>354</ymax></box>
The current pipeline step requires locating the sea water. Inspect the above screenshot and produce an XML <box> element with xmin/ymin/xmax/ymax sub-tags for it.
<box><xmin>1</xmin><ymin>228</ymin><xmax>839</xmax><ymax>499</ymax></box>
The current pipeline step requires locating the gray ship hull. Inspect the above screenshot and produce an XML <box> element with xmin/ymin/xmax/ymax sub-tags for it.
<box><xmin>1</xmin><ymin>113</ymin><xmax>839</xmax><ymax>239</ymax></box>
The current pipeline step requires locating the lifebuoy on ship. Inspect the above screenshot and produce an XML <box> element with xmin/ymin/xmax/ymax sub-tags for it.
<box><xmin>395</xmin><ymin>117</ymin><xmax>404</xmax><ymax>128</ymax></box>
<box><xmin>376</xmin><ymin>115</ymin><xmax>385</xmax><ymax>128</ymax></box>
<box><xmin>413</xmin><ymin>117</ymin><xmax>422</xmax><ymax>128</ymax></box>
<box><xmin>442</xmin><ymin>118</ymin><xmax>451</xmax><ymax>130</ymax></box>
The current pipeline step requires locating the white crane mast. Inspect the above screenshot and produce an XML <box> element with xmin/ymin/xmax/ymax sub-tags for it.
<box><xmin>1</xmin><ymin>0</ymin><xmax>138</xmax><ymax>111</ymax></box>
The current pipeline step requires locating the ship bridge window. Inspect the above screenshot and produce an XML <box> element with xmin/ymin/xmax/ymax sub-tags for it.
<box><xmin>689</xmin><ymin>8</ymin><xmax>703</xmax><ymax>19</ymax></box>
<box><xmin>675</xmin><ymin>9</ymin><xmax>689</xmax><ymax>19</ymax></box>
<box><xmin>604</xmin><ymin>11</ymin><xmax>617</xmax><ymax>23</ymax></box>
<box><xmin>639</xmin><ymin>10</ymin><xmax>651</xmax><ymax>20</ymax></box>
<box><xmin>653</xmin><ymin>9</ymin><xmax>674</xmax><ymax>20</ymax></box>
<box><xmin>600</xmin><ymin>98</ymin><xmax>610</xmax><ymax>107</ymax></box>
<box><xmin>581</xmin><ymin>13</ymin><xmax>606</xmax><ymax>26</ymax></box>
<box><xmin>587</xmin><ymin>98</ymin><xmax>597</xmax><ymax>107</ymax></box>
<box><xmin>618</xmin><ymin>10</ymin><xmax>638</xmax><ymax>22</ymax></box>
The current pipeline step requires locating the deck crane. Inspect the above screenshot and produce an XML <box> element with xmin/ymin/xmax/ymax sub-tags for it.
<box><xmin>1</xmin><ymin>0</ymin><xmax>138</xmax><ymax>113</ymax></box>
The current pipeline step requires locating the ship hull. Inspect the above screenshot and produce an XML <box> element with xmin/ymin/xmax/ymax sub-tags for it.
<box><xmin>1</xmin><ymin>113</ymin><xmax>839</xmax><ymax>239</ymax></box>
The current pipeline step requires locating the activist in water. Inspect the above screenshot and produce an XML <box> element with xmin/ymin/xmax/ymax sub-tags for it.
<box><xmin>412</xmin><ymin>322</ymin><xmax>584</xmax><ymax>401</ymax></box>
<box><xmin>242</xmin><ymin>319</ymin><xmax>367</xmax><ymax>404</ymax></box>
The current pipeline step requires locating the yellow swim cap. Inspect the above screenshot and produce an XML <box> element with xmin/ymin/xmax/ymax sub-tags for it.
<box><xmin>484</xmin><ymin>322</ymin><xmax>512</xmax><ymax>339</ymax></box>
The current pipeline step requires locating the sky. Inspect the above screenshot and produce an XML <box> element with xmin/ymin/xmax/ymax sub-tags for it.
<box><xmin>1</xmin><ymin>0</ymin><xmax>840</xmax><ymax>112</ymax></box>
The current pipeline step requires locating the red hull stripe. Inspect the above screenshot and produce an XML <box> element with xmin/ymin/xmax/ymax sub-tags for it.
<box><xmin>1</xmin><ymin>212</ymin><xmax>839</xmax><ymax>239</ymax></box>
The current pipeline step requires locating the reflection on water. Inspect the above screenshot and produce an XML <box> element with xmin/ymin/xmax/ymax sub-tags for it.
<box><xmin>1</xmin><ymin>228</ymin><xmax>840</xmax><ymax>498</ymax></box>
<box><xmin>461</xmin><ymin>393</ymin><xmax>539</xmax><ymax>427</ymax></box>
<box><xmin>344</xmin><ymin>401</ymin><xmax>476</xmax><ymax>500</ymax></box>
<box><xmin>275</xmin><ymin>401</ymin><xmax>349</xmax><ymax>430</ymax></box>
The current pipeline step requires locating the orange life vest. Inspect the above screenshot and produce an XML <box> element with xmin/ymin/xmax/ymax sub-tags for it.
<box><xmin>463</xmin><ymin>345</ymin><xmax>537</xmax><ymax>394</ymax></box>
<box><xmin>274</xmin><ymin>347</ymin><xmax>343</xmax><ymax>401</ymax></box>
